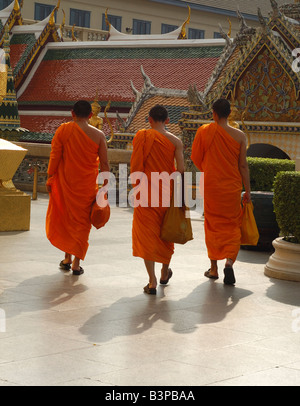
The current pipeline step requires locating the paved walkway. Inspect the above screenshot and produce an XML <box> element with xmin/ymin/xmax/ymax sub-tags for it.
<box><xmin>0</xmin><ymin>195</ymin><xmax>300</xmax><ymax>386</ymax></box>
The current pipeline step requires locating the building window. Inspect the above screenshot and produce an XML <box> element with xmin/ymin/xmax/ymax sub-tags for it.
<box><xmin>102</xmin><ymin>14</ymin><xmax>122</xmax><ymax>31</ymax></box>
<box><xmin>0</xmin><ymin>0</ymin><xmax>11</xmax><ymax>9</ymax></box>
<box><xmin>188</xmin><ymin>28</ymin><xmax>205</xmax><ymax>39</ymax></box>
<box><xmin>214</xmin><ymin>32</ymin><xmax>222</xmax><ymax>38</ymax></box>
<box><xmin>34</xmin><ymin>3</ymin><xmax>55</xmax><ymax>20</ymax></box>
<box><xmin>161</xmin><ymin>23</ymin><xmax>178</xmax><ymax>34</ymax></box>
<box><xmin>70</xmin><ymin>8</ymin><xmax>91</xmax><ymax>28</ymax></box>
<box><xmin>133</xmin><ymin>19</ymin><xmax>151</xmax><ymax>35</ymax></box>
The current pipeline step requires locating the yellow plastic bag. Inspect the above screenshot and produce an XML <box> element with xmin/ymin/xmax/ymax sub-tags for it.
<box><xmin>241</xmin><ymin>201</ymin><xmax>259</xmax><ymax>246</ymax></box>
<box><xmin>160</xmin><ymin>192</ymin><xmax>193</xmax><ymax>245</ymax></box>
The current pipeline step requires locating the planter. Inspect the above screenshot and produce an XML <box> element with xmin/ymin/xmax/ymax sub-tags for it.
<box><xmin>264</xmin><ymin>237</ymin><xmax>300</xmax><ymax>282</ymax></box>
<box><xmin>242</xmin><ymin>191</ymin><xmax>280</xmax><ymax>251</ymax></box>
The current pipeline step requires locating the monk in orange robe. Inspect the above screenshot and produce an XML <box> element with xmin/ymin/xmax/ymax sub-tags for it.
<box><xmin>46</xmin><ymin>100</ymin><xmax>109</xmax><ymax>275</ymax></box>
<box><xmin>130</xmin><ymin>105</ymin><xmax>184</xmax><ymax>294</ymax></box>
<box><xmin>191</xmin><ymin>99</ymin><xmax>251</xmax><ymax>285</ymax></box>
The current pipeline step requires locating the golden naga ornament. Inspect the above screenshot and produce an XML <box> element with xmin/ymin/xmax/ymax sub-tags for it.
<box><xmin>89</xmin><ymin>94</ymin><xmax>103</xmax><ymax>130</ymax></box>
<box><xmin>104</xmin><ymin>100</ymin><xmax>114</xmax><ymax>144</ymax></box>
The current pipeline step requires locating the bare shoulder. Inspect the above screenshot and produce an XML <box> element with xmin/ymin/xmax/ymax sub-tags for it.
<box><xmin>86</xmin><ymin>124</ymin><xmax>107</xmax><ymax>145</ymax></box>
<box><xmin>227</xmin><ymin>125</ymin><xmax>247</xmax><ymax>145</ymax></box>
<box><xmin>165</xmin><ymin>131</ymin><xmax>183</xmax><ymax>148</ymax></box>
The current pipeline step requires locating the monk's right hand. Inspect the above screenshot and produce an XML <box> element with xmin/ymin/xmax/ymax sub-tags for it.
<box><xmin>243</xmin><ymin>191</ymin><xmax>251</xmax><ymax>204</ymax></box>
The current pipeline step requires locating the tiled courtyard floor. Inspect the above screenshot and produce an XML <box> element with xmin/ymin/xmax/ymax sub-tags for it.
<box><xmin>0</xmin><ymin>195</ymin><xmax>300</xmax><ymax>386</ymax></box>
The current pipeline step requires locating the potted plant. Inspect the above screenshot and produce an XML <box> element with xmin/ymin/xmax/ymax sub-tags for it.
<box><xmin>265</xmin><ymin>171</ymin><xmax>300</xmax><ymax>281</ymax></box>
<box><xmin>244</xmin><ymin>157</ymin><xmax>295</xmax><ymax>251</ymax></box>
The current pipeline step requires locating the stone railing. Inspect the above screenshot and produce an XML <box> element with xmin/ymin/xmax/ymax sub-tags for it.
<box><xmin>12</xmin><ymin>142</ymin><xmax>132</xmax><ymax>195</ymax></box>
<box><xmin>23</xmin><ymin>19</ymin><xmax>109</xmax><ymax>42</ymax></box>
<box><xmin>61</xmin><ymin>25</ymin><xmax>108</xmax><ymax>42</ymax></box>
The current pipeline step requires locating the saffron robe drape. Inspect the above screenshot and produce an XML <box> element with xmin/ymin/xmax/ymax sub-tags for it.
<box><xmin>130</xmin><ymin>129</ymin><xmax>176</xmax><ymax>264</ymax></box>
<box><xmin>191</xmin><ymin>123</ymin><xmax>243</xmax><ymax>262</ymax></box>
<box><xmin>46</xmin><ymin>122</ymin><xmax>99</xmax><ymax>260</ymax></box>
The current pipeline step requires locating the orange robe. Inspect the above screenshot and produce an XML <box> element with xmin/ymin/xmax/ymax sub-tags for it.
<box><xmin>46</xmin><ymin>122</ymin><xmax>99</xmax><ymax>260</ymax></box>
<box><xmin>191</xmin><ymin>123</ymin><xmax>242</xmax><ymax>262</ymax></box>
<box><xmin>130</xmin><ymin>129</ymin><xmax>176</xmax><ymax>264</ymax></box>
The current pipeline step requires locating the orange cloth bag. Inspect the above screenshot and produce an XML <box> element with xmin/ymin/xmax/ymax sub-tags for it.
<box><xmin>90</xmin><ymin>201</ymin><xmax>110</xmax><ymax>230</ymax></box>
<box><xmin>160</xmin><ymin>188</ymin><xmax>193</xmax><ymax>245</ymax></box>
<box><xmin>240</xmin><ymin>201</ymin><xmax>259</xmax><ymax>246</ymax></box>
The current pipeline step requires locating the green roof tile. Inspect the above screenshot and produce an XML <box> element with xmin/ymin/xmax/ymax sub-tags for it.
<box><xmin>43</xmin><ymin>46</ymin><xmax>224</xmax><ymax>61</ymax></box>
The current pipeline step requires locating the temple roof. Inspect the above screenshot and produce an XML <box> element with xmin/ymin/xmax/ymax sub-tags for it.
<box><xmin>17</xmin><ymin>40</ymin><xmax>225</xmax><ymax>107</ymax></box>
<box><xmin>0</xmin><ymin>0</ymin><xmax>298</xmax><ymax>144</ymax></box>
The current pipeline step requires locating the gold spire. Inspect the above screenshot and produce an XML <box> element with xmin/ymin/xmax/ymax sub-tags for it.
<box><xmin>13</xmin><ymin>0</ymin><xmax>20</xmax><ymax>12</ymax></box>
<box><xmin>105</xmin><ymin>8</ymin><xmax>111</xmax><ymax>31</ymax></box>
<box><xmin>71</xmin><ymin>24</ymin><xmax>77</xmax><ymax>41</ymax></box>
<box><xmin>49</xmin><ymin>0</ymin><xmax>61</xmax><ymax>26</ymax></box>
<box><xmin>179</xmin><ymin>6</ymin><xmax>191</xmax><ymax>39</ymax></box>
<box><xmin>60</xmin><ymin>9</ymin><xmax>66</xmax><ymax>38</ymax></box>
<box><xmin>104</xmin><ymin>100</ymin><xmax>114</xmax><ymax>144</ymax></box>
<box><xmin>227</xmin><ymin>18</ymin><xmax>232</xmax><ymax>37</ymax></box>
<box><xmin>0</xmin><ymin>49</ymin><xmax>7</xmax><ymax>104</ymax></box>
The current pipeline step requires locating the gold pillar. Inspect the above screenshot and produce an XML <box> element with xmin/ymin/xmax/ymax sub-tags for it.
<box><xmin>0</xmin><ymin>139</ymin><xmax>31</xmax><ymax>231</ymax></box>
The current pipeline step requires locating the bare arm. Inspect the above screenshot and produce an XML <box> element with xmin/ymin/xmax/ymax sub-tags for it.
<box><xmin>175</xmin><ymin>139</ymin><xmax>185</xmax><ymax>174</ymax></box>
<box><xmin>238</xmin><ymin>135</ymin><xmax>251</xmax><ymax>203</ymax></box>
<box><xmin>46</xmin><ymin>126</ymin><xmax>64</xmax><ymax>193</ymax></box>
<box><xmin>98</xmin><ymin>133</ymin><xmax>110</xmax><ymax>173</ymax></box>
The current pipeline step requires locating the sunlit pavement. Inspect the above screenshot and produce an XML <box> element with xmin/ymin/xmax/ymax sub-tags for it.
<box><xmin>0</xmin><ymin>195</ymin><xmax>300</xmax><ymax>386</ymax></box>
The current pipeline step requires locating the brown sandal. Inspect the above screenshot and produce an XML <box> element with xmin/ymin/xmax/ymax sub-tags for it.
<box><xmin>223</xmin><ymin>267</ymin><xmax>235</xmax><ymax>285</ymax></box>
<box><xmin>204</xmin><ymin>269</ymin><xmax>219</xmax><ymax>280</ymax></box>
<box><xmin>160</xmin><ymin>269</ymin><xmax>173</xmax><ymax>285</ymax></box>
<box><xmin>144</xmin><ymin>284</ymin><xmax>157</xmax><ymax>295</ymax></box>
<box><xmin>72</xmin><ymin>267</ymin><xmax>84</xmax><ymax>276</ymax></box>
<box><xmin>59</xmin><ymin>260</ymin><xmax>71</xmax><ymax>271</ymax></box>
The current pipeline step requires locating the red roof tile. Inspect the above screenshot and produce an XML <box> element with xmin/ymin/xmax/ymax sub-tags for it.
<box><xmin>10</xmin><ymin>43</ymin><xmax>28</xmax><ymax>71</ymax></box>
<box><xmin>19</xmin><ymin>57</ymin><xmax>220</xmax><ymax>103</ymax></box>
<box><xmin>20</xmin><ymin>115</ymin><xmax>70</xmax><ymax>133</ymax></box>
<box><xmin>20</xmin><ymin>114</ymin><xmax>119</xmax><ymax>135</ymax></box>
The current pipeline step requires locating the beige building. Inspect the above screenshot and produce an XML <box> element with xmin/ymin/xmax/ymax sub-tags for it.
<box><xmin>2</xmin><ymin>0</ymin><xmax>288</xmax><ymax>39</ymax></box>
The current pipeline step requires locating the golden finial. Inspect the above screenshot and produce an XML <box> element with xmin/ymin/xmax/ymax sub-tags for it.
<box><xmin>71</xmin><ymin>24</ymin><xmax>77</xmax><ymax>41</ymax></box>
<box><xmin>179</xmin><ymin>6</ymin><xmax>191</xmax><ymax>39</ymax></box>
<box><xmin>227</xmin><ymin>18</ymin><xmax>232</xmax><ymax>37</ymax></box>
<box><xmin>104</xmin><ymin>100</ymin><xmax>114</xmax><ymax>144</ymax></box>
<box><xmin>241</xmin><ymin>101</ymin><xmax>251</xmax><ymax>148</ymax></box>
<box><xmin>0</xmin><ymin>28</ymin><xmax>8</xmax><ymax>104</ymax></box>
<box><xmin>13</xmin><ymin>0</ymin><xmax>20</xmax><ymax>11</ymax></box>
<box><xmin>105</xmin><ymin>8</ymin><xmax>111</xmax><ymax>31</ymax></box>
<box><xmin>60</xmin><ymin>9</ymin><xmax>65</xmax><ymax>38</ymax></box>
<box><xmin>49</xmin><ymin>0</ymin><xmax>60</xmax><ymax>25</ymax></box>
<box><xmin>228</xmin><ymin>95</ymin><xmax>240</xmax><ymax>129</ymax></box>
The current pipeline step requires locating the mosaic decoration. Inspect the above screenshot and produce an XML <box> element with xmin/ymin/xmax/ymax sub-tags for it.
<box><xmin>179</xmin><ymin>1</ymin><xmax>300</xmax><ymax>163</ymax></box>
<box><xmin>235</xmin><ymin>47</ymin><xmax>300</xmax><ymax>122</ymax></box>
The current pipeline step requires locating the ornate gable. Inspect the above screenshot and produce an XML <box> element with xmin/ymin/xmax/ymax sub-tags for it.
<box><xmin>13</xmin><ymin>4</ymin><xmax>62</xmax><ymax>90</ymax></box>
<box><xmin>235</xmin><ymin>43</ymin><xmax>299</xmax><ymax>122</ymax></box>
<box><xmin>0</xmin><ymin>0</ymin><xmax>23</xmax><ymax>48</ymax></box>
<box><xmin>179</xmin><ymin>0</ymin><xmax>300</xmax><ymax>164</ymax></box>
<box><xmin>269</xmin><ymin>1</ymin><xmax>300</xmax><ymax>50</ymax></box>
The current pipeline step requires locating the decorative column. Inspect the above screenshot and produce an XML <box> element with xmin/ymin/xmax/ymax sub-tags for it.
<box><xmin>0</xmin><ymin>138</ymin><xmax>30</xmax><ymax>231</ymax></box>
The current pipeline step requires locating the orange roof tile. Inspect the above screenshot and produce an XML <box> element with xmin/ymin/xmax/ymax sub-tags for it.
<box><xmin>20</xmin><ymin>114</ymin><xmax>119</xmax><ymax>136</ymax></box>
<box><xmin>18</xmin><ymin>45</ymin><xmax>224</xmax><ymax>105</ymax></box>
<box><xmin>19</xmin><ymin>57</ymin><xmax>220</xmax><ymax>104</ymax></box>
<box><xmin>10</xmin><ymin>43</ymin><xmax>28</xmax><ymax>71</ymax></box>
